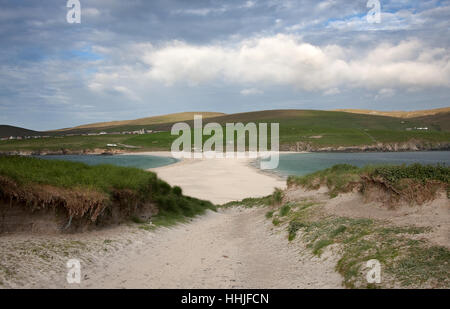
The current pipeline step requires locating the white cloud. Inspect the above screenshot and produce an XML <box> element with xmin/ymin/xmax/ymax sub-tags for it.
<box><xmin>317</xmin><ymin>0</ymin><xmax>336</xmax><ymax>11</ymax></box>
<box><xmin>83</xmin><ymin>8</ymin><xmax>100</xmax><ymax>17</ymax></box>
<box><xmin>240</xmin><ymin>88</ymin><xmax>264</xmax><ymax>95</ymax></box>
<box><xmin>375</xmin><ymin>88</ymin><xmax>396</xmax><ymax>100</ymax></box>
<box><xmin>136</xmin><ymin>34</ymin><xmax>450</xmax><ymax>91</ymax></box>
<box><xmin>174</xmin><ymin>7</ymin><xmax>227</xmax><ymax>16</ymax></box>
<box><xmin>173</xmin><ymin>1</ymin><xmax>255</xmax><ymax>17</ymax></box>
<box><xmin>323</xmin><ymin>88</ymin><xmax>341</xmax><ymax>96</ymax></box>
<box><xmin>243</xmin><ymin>1</ymin><xmax>256</xmax><ymax>9</ymax></box>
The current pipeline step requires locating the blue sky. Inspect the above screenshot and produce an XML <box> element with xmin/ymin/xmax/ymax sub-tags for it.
<box><xmin>0</xmin><ymin>0</ymin><xmax>449</xmax><ymax>130</ymax></box>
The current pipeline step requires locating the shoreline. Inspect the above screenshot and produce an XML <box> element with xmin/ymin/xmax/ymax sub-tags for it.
<box><xmin>1</xmin><ymin>144</ymin><xmax>450</xmax><ymax>157</ymax></box>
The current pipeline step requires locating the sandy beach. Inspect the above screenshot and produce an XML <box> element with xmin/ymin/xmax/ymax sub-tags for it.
<box><xmin>141</xmin><ymin>152</ymin><xmax>287</xmax><ymax>205</ymax></box>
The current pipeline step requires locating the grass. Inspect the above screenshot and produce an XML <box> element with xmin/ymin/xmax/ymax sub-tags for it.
<box><xmin>0</xmin><ymin>132</ymin><xmax>176</xmax><ymax>153</ymax></box>
<box><xmin>288</xmin><ymin>164</ymin><xmax>362</xmax><ymax>198</ymax></box>
<box><xmin>265</xmin><ymin>211</ymin><xmax>274</xmax><ymax>219</ymax></box>
<box><xmin>370</xmin><ymin>164</ymin><xmax>449</xmax><ymax>184</ymax></box>
<box><xmin>270</xmin><ymin>199</ymin><xmax>449</xmax><ymax>288</ymax></box>
<box><xmin>121</xmin><ymin>132</ymin><xmax>177</xmax><ymax>150</ymax></box>
<box><xmin>0</xmin><ymin>135</ymin><xmax>131</xmax><ymax>152</ymax></box>
<box><xmin>288</xmin><ymin>163</ymin><xmax>449</xmax><ymax>200</ymax></box>
<box><xmin>68</xmin><ymin>112</ymin><xmax>226</xmax><ymax>131</ymax></box>
<box><xmin>220</xmin><ymin>188</ymin><xmax>284</xmax><ymax>208</ymax></box>
<box><xmin>0</xmin><ymin>156</ymin><xmax>216</xmax><ymax>226</ymax></box>
<box><xmin>0</xmin><ymin>155</ymin><xmax>158</xmax><ymax>192</ymax></box>
<box><xmin>279</xmin><ymin>204</ymin><xmax>291</xmax><ymax>217</ymax></box>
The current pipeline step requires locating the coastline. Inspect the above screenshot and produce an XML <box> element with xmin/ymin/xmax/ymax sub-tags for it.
<box><xmin>1</xmin><ymin>138</ymin><xmax>450</xmax><ymax>157</ymax></box>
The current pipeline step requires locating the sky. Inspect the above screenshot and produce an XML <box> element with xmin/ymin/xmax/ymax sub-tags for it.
<box><xmin>0</xmin><ymin>0</ymin><xmax>449</xmax><ymax>130</ymax></box>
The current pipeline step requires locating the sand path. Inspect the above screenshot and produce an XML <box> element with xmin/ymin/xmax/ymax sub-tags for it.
<box><xmin>84</xmin><ymin>207</ymin><xmax>341</xmax><ymax>289</ymax></box>
<box><xmin>80</xmin><ymin>154</ymin><xmax>341</xmax><ymax>288</ymax></box>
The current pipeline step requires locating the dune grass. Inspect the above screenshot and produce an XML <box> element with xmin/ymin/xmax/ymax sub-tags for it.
<box><xmin>220</xmin><ymin>188</ymin><xmax>284</xmax><ymax>208</ymax></box>
<box><xmin>0</xmin><ymin>155</ymin><xmax>157</xmax><ymax>191</ymax></box>
<box><xmin>223</xmin><ymin>163</ymin><xmax>450</xmax><ymax>288</ymax></box>
<box><xmin>287</xmin><ymin>163</ymin><xmax>449</xmax><ymax>199</ymax></box>
<box><xmin>269</xmin><ymin>198</ymin><xmax>449</xmax><ymax>288</ymax></box>
<box><xmin>288</xmin><ymin>164</ymin><xmax>362</xmax><ymax>198</ymax></box>
<box><xmin>0</xmin><ymin>156</ymin><xmax>216</xmax><ymax>225</ymax></box>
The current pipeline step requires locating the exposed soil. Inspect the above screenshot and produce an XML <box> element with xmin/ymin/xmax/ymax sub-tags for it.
<box><xmin>0</xmin><ymin>177</ymin><xmax>158</xmax><ymax>234</ymax></box>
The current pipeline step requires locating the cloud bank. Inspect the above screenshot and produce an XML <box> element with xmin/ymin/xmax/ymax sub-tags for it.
<box><xmin>91</xmin><ymin>35</ymin><xmax>449</xmax><ymax>95</ymax></box>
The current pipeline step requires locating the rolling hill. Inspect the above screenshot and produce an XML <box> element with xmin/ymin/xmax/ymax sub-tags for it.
<box><xmin>410</xmin><ymin>111</ymin><xmax>450</xmax><ymax>132</ymax></box>
<box><xmin>58</xmin><ymin>108</ymin><xmax>450</xmax><ymax>134</ymax></box>
<box><xmin>59</xmin><ymin>112</ymin><xmax>226</xmax><ymax>131</ymax></box>
<box><xmin>0</xmin><ymin>125</ymin><xmax>44</xmax><ymax>139</ymax></box>
<box><xmin>1</xmin><ymin>109</ymin><xmax>449</xmax><ymax>153</ymax></box>
<box><xmin>334</xmin><ymin>107</ymin><xmax>450</xmax><ymax>118</ymax></box>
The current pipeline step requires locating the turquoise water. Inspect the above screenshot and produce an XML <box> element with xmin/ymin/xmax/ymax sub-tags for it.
<box><xmin>36</xmin><ymin>154</ymin><xmax>178</xmax><ymax>170</ymax></box>
<box><xmin>271</xmin><ymin>151</ymin><xmax>450</xmax><ymax>177</ymax></box>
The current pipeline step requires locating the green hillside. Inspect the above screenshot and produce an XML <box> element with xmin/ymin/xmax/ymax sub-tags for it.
<box><xmin>1</xmin><ymin>109</ymin><xmax>449</xmax><ymax>153</ymax></box>
<box><xmin>0</xmin><ymin>125</ymin><xmax>45</xmax><ymax>139</ymax></box>
<box><xmin>57</xmin><ymin>112</ymin><xmax>226</xmax><ymax>134</ymax></box>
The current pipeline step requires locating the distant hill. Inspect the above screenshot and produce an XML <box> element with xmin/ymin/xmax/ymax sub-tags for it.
<box><xmin>1</xmin><ymin>109</ymin><xmax>449</xmax><ymax>153</ymax></box>
<box><xmin>410</xmin><ymin>111</ymin><xmax>450</xmax><ymax>132</ymax></box>
<box><xmin>60</xmin><ymin>112</ymin><xmax>226</xmax><ymax>131</ymax></box>
<box><xmin>1</xmin><ymin>107</ymin><xmax>449</xmax><ymax>143</ymax></box>
<box><xmin>0</xmin><ymin>125</ymin><xmax>43</xmax><ymax>139</ymax></box>
<box><xmin>334</xmin><ymin>107</ymin><xmax>450</xmax><ymax>118</ymax></box>
<box><xmin>147</xmin><ymin>109</ymin><xmax>450</xmax><ymax>133</ymax></box>
<box><xmin>61</xmin><ymin>108</ymin><xmax>450</xmax><ymax>134</ymax></box>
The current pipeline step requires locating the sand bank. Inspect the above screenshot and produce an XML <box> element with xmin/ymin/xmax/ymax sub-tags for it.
<box><xmin>144</xmin><ymin>152</ymin><xmax>287</xmax><ymax>205</ymax></box>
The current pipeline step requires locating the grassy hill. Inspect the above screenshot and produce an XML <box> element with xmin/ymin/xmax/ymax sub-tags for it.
<box><xmin>58</xmin><ymin>112</ymin><xmax>226</xmax><ymax>132</ymax></box>
<box><xmin>0</xmin><ymin>125</ymin><xmax>45</xmax><ymax>138</ymax></box>
<box><xmin>1</xmin><ymin>109</ymin><xmax>449</xmax><ymax>153</ymax></box>
<box><xmin>409</xmin><ymin>112</ymin><xmax>450</xmax><ymax>132</ymax></box>
<box><xmin>335</xmin><ymin>107</ymin><xmax>450</xmax><ymax>119</ymax></box>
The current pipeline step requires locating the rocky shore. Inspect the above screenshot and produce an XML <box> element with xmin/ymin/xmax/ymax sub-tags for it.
<box><xmin>1</xmin><ymin>140</ymin><xmax>450</xmax><ymax>156</ymax></box>
<box><xmin>0</xmin><ymin>148</ymin><xmax>126</xmax><ymax>156</ymax></box>
<box><xmin>281</xmin><ymin>140</ymin><xmax>450</xmax><ymax>152</ymax></box>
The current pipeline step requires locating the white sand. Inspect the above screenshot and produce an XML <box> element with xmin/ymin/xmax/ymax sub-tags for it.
<box><xmin>79</xmin><ymin>207</ymin><xmax>342</xmax><ymax>289</ymax></box>
<box><xmin>146</xmin><ymin>152</ymin><xmax>287</xmax><ymax>205</ymax></box>
<box><xmin>0</xmin><ymin>207</ymin><xmax>342</xmax><ymax>289</ymax></box>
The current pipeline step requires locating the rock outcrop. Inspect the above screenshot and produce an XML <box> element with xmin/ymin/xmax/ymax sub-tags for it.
<box><xmin>281</xmin><ymin>140</ymin><xmax>450</xmax><ymax>152</ymax></box>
